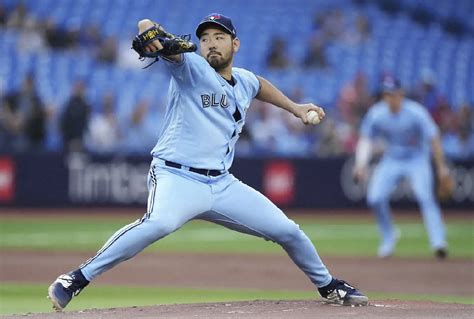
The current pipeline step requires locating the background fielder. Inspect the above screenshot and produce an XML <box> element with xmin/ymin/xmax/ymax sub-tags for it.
<box><xmin>47</xmin><ymin>13</ymin><xmax>368</xmax><ymax>311</ymax></box>
<box><xmin>354</xmin><ymin>75</ymin><xmax>450</xmax><ymax>259</ymax></box>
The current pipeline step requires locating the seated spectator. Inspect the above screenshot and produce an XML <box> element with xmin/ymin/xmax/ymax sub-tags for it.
<box><xmin>44</xmin><ymin>18</ymin><xmax>77</xmax><ymax>49</ymax></box>
<box><xmin>355</xmin><ymin>14</ymin><xmax>371</xmax><ymax>41</ymax></box>
<box><xmin>337</xmin><ymin>72</ymin><xmax>373</xmax><ymax>126</ymax></box>
<box><xmin>342</xmin><ymin>14</ymin><xmax>372</xmax><ymax>46</ymax></box>
<box><xmin>432</xmin><ymin>98</ymin><xmax>457</xmax><ymax>132</ymax></box>
<box><xmin>442</xmin><ymin>128</ymin><xmax>474</xmax><ymax>160</ymax></box>
<box><xmin>120</xmin><ymin>100</ymin><xmax>160</xmax><ymax>154</ymax></box>
<box><xmin>246</xmin><ymin>100</ymin><xmax>287</xmax><ymax>155</ymax></box>
<box><xmin>0</xmin><ymin>4</ymin><xmax>7</xmax><ymax>27</ymax></box>
<box><xmin>97</xmin><ymin>37</ymin><xmax>118</xmax><ymax>64</ymax></box>
<box><xmin>79</xmin><ymin>25</ymin><xmax>101</xmax><ymax>49</ymax></box>
<box><xmin>60</xmin><ymin>81</ymin><xmax>91</xmax><ymax>152</ymax></box>
<box><xmin>303</xmin><ymin>35</ymin><xmax>328</xmax><ymax>69</ymax></box>
<box><xmin>6</xmin><ymin>2</ymin><xmax>28</xmax><ymax>29</ymax></box>
<box><xmin>1</xmin><ymin>74</ymin><xmax>46</xmax><ymax>152</ymax></box>
<box><xmin>18</xmin><ymin>18</ymin><xmax>46</xmax><ymax>53</ymax></box>
<box><xmin>458</xmin><ymin>103</ymin><xmax>473</xmax><ymax>134</ymax></box>
<box><xmin>315</xmin><ymin>118</ymin><xmax>344</xmax><ymax>157</ymax></box>
<box><xmin>85</xmin><ymin>93</ymin><xmax>120</xmax><ymax>154</ymax></box>
<box><xmin>266</xmin><ymin>37</ymin><xmax>290</xmax><ymax>69</ymax></box>
<box><xmin>320</xmin><ymin>9</ymin><xmax>346</xmax><ymax>43</ymax></box>
<box><xmin>411</xmin><ymin>69</ymin><xmax>444</xmax><ymax>116</ymax></box>
<box><xmin>277</xmin><ymin>112</ymin><xmax>313</xmax><ymax>156</ymax></box>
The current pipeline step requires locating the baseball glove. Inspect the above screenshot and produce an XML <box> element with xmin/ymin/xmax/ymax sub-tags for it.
<box><xmin>436</xmin><ymin>173</ymin><xmax>455</xmax><ymax>201</ymax></box>
<box><xmin>132</xmin><ymin>23</ymin><xmax>197</xmax><ymax>68</ymax></box>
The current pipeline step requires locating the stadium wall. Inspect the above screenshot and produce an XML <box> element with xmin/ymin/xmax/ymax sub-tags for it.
<box><xmin>0</xmin><ymin>153</ymin><xmax>472</xmax><ymax>209</ymax></box>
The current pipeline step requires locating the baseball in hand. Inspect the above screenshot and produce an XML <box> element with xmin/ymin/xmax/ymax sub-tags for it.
<box><xmin>307</xmin><ymin>110</ymin><xmax>321</xmax><ymax>125</ymax></box>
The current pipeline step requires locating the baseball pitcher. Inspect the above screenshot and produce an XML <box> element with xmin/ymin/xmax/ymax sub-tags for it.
<box><xmin>48</xmin><ymin>13</ymin><xmax>368</xmax><ymax>310</ymax></box>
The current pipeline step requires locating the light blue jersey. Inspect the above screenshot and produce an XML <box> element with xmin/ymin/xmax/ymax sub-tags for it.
<box><xmin>151</xmin><ymin>53</ymin><xmax>260</xmax><ymax>170</ymax></box>
<box><xmin>361</xmin><ymin>99</ymin><xmax>438</xmax><ymax>159</ymax></box>
<box><xmin>49</xmin><ymin>15</ymin><xmax>369</xmax><ymax>310</ymax></box>
<box><xmin>78</xmin><ymin>52</ymin><xmax>333</xmax><ymax>290</ymax></box>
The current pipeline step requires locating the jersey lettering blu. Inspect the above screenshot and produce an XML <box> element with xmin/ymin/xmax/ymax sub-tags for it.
<box><xmin>360</xmin><ymin>98</ymin><xmax>438</xmax><ymax>159</ymax></box>
<box><xmin>151</xmin><ymin>53</ymin><xmax>260</xmax><ymax>170</ymax></box>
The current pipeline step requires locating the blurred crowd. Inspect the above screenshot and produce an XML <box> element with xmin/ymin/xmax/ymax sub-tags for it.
<box><xmin>0</xmin><ymin>2</ymin><xmax>118</xmax><ymax>63</ymax></box>
<box><xmin>1</xmin><ymin>3</ymin><xmax>473</xmax><ymax>159</ymax></box>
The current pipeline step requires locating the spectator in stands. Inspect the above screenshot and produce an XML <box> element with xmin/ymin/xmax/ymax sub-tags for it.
<box><xmin>0</xmin><ymin>74</ymin><xmax>46</xmax><ymax>152</ymax></box>
<box><xmin>85</xmin><ymin>93</ymin><xmax>120</xmax><ymax>154</ymax></box>
<box><xmin>411</xmin><ymin>69</ymin><xmax>444</xmax><ymax>116</ymax></box>
<box><xmin>266</xmin><ymin>36</ymin><xmax>290</xmax><ymax>69</ymax></box>
<box><xmin>442</xmin><ymin>104</ymin><xmax>474</xmax><ymax>160</ymax></box>
<box><xmin>278</xmin><ymin>112</ymin><xmax>313</xmax><ymax>156</ymax></box>
<box><xmin>96</xmin><ymin>37</ymin><xmax>118</xmax><ymax>64</ymax></box>
<box><xmin>303</xmin><ymin>35</ymin><xmax>328</xmax><ymax>69</ymax></box>
<box><xmin>355</xmin><ymin>14</ymin><xmax>371</xmax><ymax>41</ymax></box>
<box><xmin>246</xmin><ymin>101</ymin><xmax>279</xmax><ymax>154</ymax></box>
<box><xmin>343</xmin><ymin>14</ymin><xmax>372</xmax><ymax>46</ymax></box>
<box><xmin>120</xmin><ymin>100</ymin><xmax>160</xmax><ymax>154</ymax></box>
<box><xmin>320</xmin><ymin>9</ymin><xmax>346</xmax><ymax>43</ymax></box>
<box><xmin>315</xmin><ymin>118</ymin><xmax>344</xmax><ymax>157</ymax></box>
<box><xmin>442</xmin><ymin>126</ymin><xmax>474</xmax><ymax>160</ymax></box>
<box><xmin>432</xmin><ymin>98</ymin><xmax>457</xmax><ymax>134</ymax></box>
<box><xmin>458</xmin><ymin>103</ymin><xmax>473</xmax><ymax>135</ymax></box>
<box><xmin>6</xmin><ymin>2</ymin><xmax>28</xmax><ymax>29</ymax></box>
<box><xmin>0</xmin><ymin>4</ymin><xmax>7</xmax><ymax>27</ymax></box>
<box><xmin>60</xmin><ymin>81</ymin><xmax>91</xmax><ymax>152</ymax></box>
<box><xmin>79</xmin><ymin>25</ymin><xmax>101</xmax><ymax>49</ymax></box>
<box><xmin>337</xmin><ymin>72</ymin><xmax>374</xmax><ymax>126</ymax></box>
<box><xmin>44</xmin><ymin>18</ymin><xmax>77</xmax><ymax>49</ymax></box>
<box><xmin>18</xmin><ymin>18</ymin><xmax>46</xmax><ymax>53</ymax></box>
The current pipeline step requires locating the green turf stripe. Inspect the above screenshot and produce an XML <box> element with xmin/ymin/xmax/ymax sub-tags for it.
<box><xmin>1</xmin><ymin>218</ymin><xmax>472</xmax><ymax>257</ymax></box>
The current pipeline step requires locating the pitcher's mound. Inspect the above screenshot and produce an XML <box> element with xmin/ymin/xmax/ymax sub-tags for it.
<box><xmin>4</xmin><ymin>300</ymin><xmax>473</xmax><ymax>319</ymax></box>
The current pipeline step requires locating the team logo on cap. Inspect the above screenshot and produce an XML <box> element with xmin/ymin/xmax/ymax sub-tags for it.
<box><xmin>208</xmin><ymin>14</ymin><xmax>221</xmax><ymax>20</ymax></box>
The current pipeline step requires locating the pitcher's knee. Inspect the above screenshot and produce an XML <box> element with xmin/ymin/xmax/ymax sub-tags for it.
<box><xmin>141</xmin><ymin>218</ymin><xmax>179</xmax><ymax>242</ymax></box>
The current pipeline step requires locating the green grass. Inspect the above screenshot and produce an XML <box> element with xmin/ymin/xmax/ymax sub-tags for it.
<box><xmin>0</xmin><ymin>216</ymin><xmax>473</xmax><ymax>257</ymax></box>
<box><xmin>0</xmin><ymin>283</ymin><xmax>472</xmax><ymax>316</ymax></box>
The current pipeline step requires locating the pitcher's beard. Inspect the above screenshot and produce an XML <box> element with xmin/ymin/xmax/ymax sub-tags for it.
<box><xmin>208</xmin><ymin>55</ymin><xmax>232</xmax><ymax>71</ymax></box>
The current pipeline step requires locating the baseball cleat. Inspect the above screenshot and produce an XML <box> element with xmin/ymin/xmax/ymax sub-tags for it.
<box><xmin>318</xmin><ymin>278</ymin><xmax>369</xmax><ymax>306</ymax></box>
<box><xmin>435</xmin><ymin>247</ymin><xmax>448</xmax><ymax>260</ymax></box>
<box><xmin>47</xmin><ymin>270</ymin><xmax>89</xmax><ymax>311</ymax></box>
<box><xmin>377</xmin><ymin>229</ymin><xmax>401</xmax><ymax>258</ymax></box>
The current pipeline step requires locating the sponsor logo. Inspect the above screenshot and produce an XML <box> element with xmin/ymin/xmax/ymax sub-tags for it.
<box><xmin>0</xmin><ymin>157</ymin><xmax>14</xmax><ymax>202</ymax></box>
<box><xmin>66</xmin><ymin>154</ymin><xmax>149</xmax><ymax>204</ymax></box>
<box><xmin>263</xmin><ymin>161</ymin><xmax>295</xmax><ymax>205</ymax></box>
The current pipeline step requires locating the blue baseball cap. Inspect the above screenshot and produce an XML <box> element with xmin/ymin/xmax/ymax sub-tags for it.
<box><xmin>196</xmin><ymin>13</ymin><xmax>237</xmax><ymax>38</ymax></box>
<box><xmin>381</xmin><ymin>75</ymin><xmax>402</xmax><ymax>93</ymax></box>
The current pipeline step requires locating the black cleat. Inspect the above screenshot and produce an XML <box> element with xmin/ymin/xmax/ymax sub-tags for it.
<box><xmin>47</xmin><ymin>270</ymin><xmax>89</xmax><ymax>311</ymax></box>
<box><xmin>435</xmin><ymin>248</ymin><xmax>448</xmax><ymax>260</ymax></box>
<box><xmin>318</xmin><ymin>278</ymin><xmax>369</xmax><ymax>306</ymax></box>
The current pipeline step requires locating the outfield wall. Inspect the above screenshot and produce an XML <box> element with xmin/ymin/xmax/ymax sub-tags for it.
<box><xmin>0</xmin><ymin>153</ymin><xmax>473</xmax><ymax>209</ymax></box>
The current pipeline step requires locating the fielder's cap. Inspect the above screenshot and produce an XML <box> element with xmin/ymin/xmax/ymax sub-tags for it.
<box><xmin>196</xmin><ymin>13</ymin><xmax>237</xmax><ymax>38</ymax></box>
<box><xmin>381</xmin><ymin>75</ymin><xmax>402</xmax><ymax>93</ymax></box>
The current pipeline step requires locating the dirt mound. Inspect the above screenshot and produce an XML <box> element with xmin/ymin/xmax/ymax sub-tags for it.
<box><xmin>3</xmin><ymin>300</ymin><xmax>473</xmax><ymax>319</ymax></box>
<box><xmin>2</xmin><ymin>251</ymin><xmax>473</xmax><ymax>296</ymax></box>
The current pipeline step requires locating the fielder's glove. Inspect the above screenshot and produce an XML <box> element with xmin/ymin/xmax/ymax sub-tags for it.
<box><xmin>436</xmin><ymin>173</ymin><xmax>455</xmax><ymax>201</ymax></box>
<box><xmin>132</xmin><ymin>23</ymin><xmax>197</xmax><ymax>68</ymax></box>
